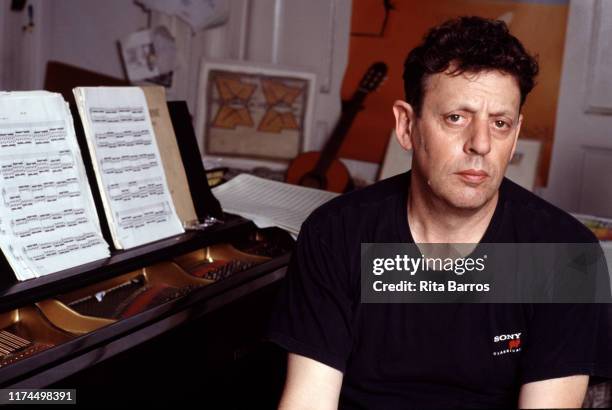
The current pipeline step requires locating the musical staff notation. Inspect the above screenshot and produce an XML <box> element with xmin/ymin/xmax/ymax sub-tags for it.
<box><xmin>0</xmin><ymin>121</ymin><xmax>66</xmax><ymax>148</ymax></box>
<box><xmin>95</xmin><ymin>129</ymin><xmax>152</xmax><ymax>149</ymax></box>
<box><xmin>116</xmin><ymin>202</ymin><xmax>174</xmax><ymax>230</ymax></box>
<box><xmin>2</xmin><ymin>178</ymin><xmax>81</xmax><ymax>210</ymax></box>
<box><xmin>108</xmin><ymin>178</ymin><xmax>164</xmax><ymax>202</ymax></box>
<box><xmin>11</xmin><ymin>208</ymin><xmax>88</xmax><ymax>238</ymax></box>
<box><xmin>0</xmin><ymin>150</ymin><xmax>75</xmax><ymax>180</ymax></box>
<box><xmin>23</xmin><ymin>232</ymin><xmax>107</xmax><ymax>261</ymax></box>
<box><xmin>90</xmin><ymin>106</ymin><xmax>146</xmax><ymax>123</ymax></box>
<box><xmin>100</xmin><ymin>153</ymin><xmax>158</xmax><ymax>175</ymax></box>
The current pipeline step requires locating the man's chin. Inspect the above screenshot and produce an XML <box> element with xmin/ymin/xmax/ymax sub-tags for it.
<box><xmin>423</xmin><ymin>176</ymin><xmax>500</xmax><ymax>211</ymax></box>
<box><xmin>439</xmin><ymin>190</ymin><xmax>497</xmax><ymax>211</ymax></box>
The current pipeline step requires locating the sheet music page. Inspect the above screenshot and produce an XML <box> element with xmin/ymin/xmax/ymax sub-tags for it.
<box><xmin>212</xmin><ymin>174</ymin><xmax>338</xmax><ymax>235</ymax></box>
<box><xmin>0</xmin><ymin>91</ymin><xmax>110</xmax><ymax>281</ymax></box>
<box><xmin>73</xmin><ymin>87</ymin><xmax>184</xmax><ymax>249</ymax></box>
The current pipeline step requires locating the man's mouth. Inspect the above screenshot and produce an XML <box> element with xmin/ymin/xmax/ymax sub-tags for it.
<box><xmin>455</xmin><ymin>169</ymin><xmax>489</xmax><ymax>184</ymax></box>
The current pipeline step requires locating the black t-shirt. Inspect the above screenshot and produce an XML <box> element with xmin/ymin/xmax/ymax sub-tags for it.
<box><xmin>266</xmin><ymin>171</ymin><xmax>612</xmax><ymax>409</ymax></box>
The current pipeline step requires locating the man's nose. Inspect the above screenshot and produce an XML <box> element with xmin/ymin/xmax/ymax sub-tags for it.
<box><xmin>464</xmin><ymin>118</ymin><xmax>491</xmax><ymax>156</ymax></box>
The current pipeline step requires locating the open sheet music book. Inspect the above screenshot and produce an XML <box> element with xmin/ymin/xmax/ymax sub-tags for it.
<box><xmin>73</xmin><ymin>87</ymin><xmax>184</xmax><ymax>249</ymax></box>
<box><xmin>0</xmin><ymin>91</ymin><xmax>110</xmax><ymax>281</ymax></box>
<box><xmin>212</xmin><ymin>174</ymin><xmax>338</xmax><ymax>236</ymax></box>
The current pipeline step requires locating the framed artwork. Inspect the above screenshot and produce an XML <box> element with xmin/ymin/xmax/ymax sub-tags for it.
<box><xmin>196</xmin><ymin>60</ymin><xmax>316</xmax><ymax>162</ymax></box>
<box><xmin>505</xmin><ymin>138</ymin><xmax>541</xmax><ymax>191</ymax></box>
<box><xmin>378</xmin><ymin>130</ymin><xmax>410</xmax><ymax>181</ymax></box>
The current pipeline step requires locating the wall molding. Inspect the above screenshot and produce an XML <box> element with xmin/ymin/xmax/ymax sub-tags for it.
<box><xmin>584</xmin><ymin>0</ymin><xmax>612</xmax><ymax>114</ymax></box>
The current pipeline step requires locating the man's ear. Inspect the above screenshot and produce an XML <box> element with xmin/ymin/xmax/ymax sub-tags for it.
<box><xmin>393</xmin><ymin>100</ymin><xmax>416</xmax><ymax>151</ymax></box>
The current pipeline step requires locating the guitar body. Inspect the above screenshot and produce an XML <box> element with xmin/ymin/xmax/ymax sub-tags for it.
<box><xmin>286</xmin><ymin>152</ymin><xmax>351</xmax><ymax>193</ymax></box>
<box><xmin>285</xmin><ymin>62</ymin><xmax>387</xmax><ymax>193</ymax></box>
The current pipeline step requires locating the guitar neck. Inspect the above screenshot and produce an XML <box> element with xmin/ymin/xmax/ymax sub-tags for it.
<box><xmin>313</xmin><ymin>90</ymin><xmax>368</xmax><ymax>174</ymax></box>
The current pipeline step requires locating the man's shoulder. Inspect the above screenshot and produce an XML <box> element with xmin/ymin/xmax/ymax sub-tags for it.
<box><xmin>501</xmin><ymin>177</ymin><xmax>597</xmax><ymax>243</ymax></box>
<box><xmin>304</xmin><ymin>172</ymin><xmax>408</xmax><ymax>234</ymax></box>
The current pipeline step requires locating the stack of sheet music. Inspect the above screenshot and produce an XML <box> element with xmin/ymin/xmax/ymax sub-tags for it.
<box><xmin>0</xmin><ymin>91</ymin><xmax>110</xmax><ymax>280</ymax></box>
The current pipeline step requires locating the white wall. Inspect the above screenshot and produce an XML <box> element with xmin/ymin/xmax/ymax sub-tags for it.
<box><xmin>40</xmin><ymin>0</ymin><xmax>148</xmax><ymax>80</ymax></box>
<box><xmin>0</xmin><ymin>0</ymin><xmax>46</xmax><ymax>89</ymax></box>
<box><xmin>545</xmin><ymin>0</ymin><xmax>612</xmax><ymax>217</ymax></box>
<box><xmin>1</xmin><ymin>0</ymin><xmax>148</xmax><ymax>89</ymax></box>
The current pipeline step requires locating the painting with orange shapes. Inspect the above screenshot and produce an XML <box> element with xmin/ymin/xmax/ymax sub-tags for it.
<box><xmin>340</xmin><ymin>0</ymin><xmax>568</xmax><ymax>186</ymax></box>
<box><xmin>204</xmin><ymin>68</ymin><xmax>311</xmax><ymax>161</ymax></box>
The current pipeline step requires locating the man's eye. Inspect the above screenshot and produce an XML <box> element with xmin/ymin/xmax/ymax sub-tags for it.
<box><xmin>494</xmin><ymin>120</ymin><xmax>508</xmax><ymax>129</ymax></box>
<box><xmin>447</xmin><ymin>114</ymin><xmax>462</xmax><ymax>122</ymax></box>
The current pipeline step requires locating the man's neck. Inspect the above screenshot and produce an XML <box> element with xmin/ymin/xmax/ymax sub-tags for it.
<box><xmin>407</xmin><ymin>175</ymin><xmax>499</xmax><ymax>244</ymax></box>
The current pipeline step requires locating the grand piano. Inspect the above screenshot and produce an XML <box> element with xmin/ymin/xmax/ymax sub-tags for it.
<box><xmin>0</xmin><ymin>99</ymin><xmax>291</xmax><ymax>406</ymax></box>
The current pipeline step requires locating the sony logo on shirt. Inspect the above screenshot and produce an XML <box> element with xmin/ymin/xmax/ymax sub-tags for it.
<box><xmin>493</xmin><ymin>332</ymin><xmax>521</xmax><ymax>343</ymax></box>
<box><xmin>492</xmin><ymin>332</ymin><xmax>522</xmax><ymax>356</ymax></box>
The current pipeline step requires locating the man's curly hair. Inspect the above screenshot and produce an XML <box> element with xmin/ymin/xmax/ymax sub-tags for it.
<box><xmin>403</xmin><ymin>16</ymin><xmax>539</xmax><ymax>115</ymax></box>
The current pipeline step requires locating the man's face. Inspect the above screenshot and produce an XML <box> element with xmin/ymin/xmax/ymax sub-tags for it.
<box><xmin>396</xmin><ymin>69</ymin><xmax>523</xmax><ymax>210</ymax></box>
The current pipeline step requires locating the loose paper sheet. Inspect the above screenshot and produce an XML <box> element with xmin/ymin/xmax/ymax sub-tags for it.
<box><xmin>212</xmin><ymin>174</ymin><xmax>338</xmax><ymax>235</ymax></box>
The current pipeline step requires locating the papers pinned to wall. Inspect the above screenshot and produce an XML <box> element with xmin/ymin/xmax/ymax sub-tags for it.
<box><xmin>119</xmin><ymin>27</ymin><xmax>177</xmax><ymax>86</ymax></box>
<box><xmin>137</xmin><ymin>0</ymin><xmax>229</xmax><ymax>32</ymax></box>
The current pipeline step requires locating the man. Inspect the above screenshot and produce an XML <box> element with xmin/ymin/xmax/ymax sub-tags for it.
<box><xmin>267</xmin><ymin>16</ymin><xmax>611</xmax><ymax>409</ymax></box>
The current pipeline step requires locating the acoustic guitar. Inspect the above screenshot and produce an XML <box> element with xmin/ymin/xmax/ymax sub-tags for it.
<box><xmin>286</xmin><ymin>62</ymin><xmax>388</xmax><ymax>193</ymax></box>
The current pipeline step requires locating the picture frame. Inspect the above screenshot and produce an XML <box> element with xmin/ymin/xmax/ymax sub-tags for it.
<box><xmin>505</xmin><ymin>138</ymin><xmax>541</xmax><ymax>191</ymax></box>
<box><xmin>195</xmin><ymin>59</ymin><xmax>317</xmax><ymax>163</ymax></box>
